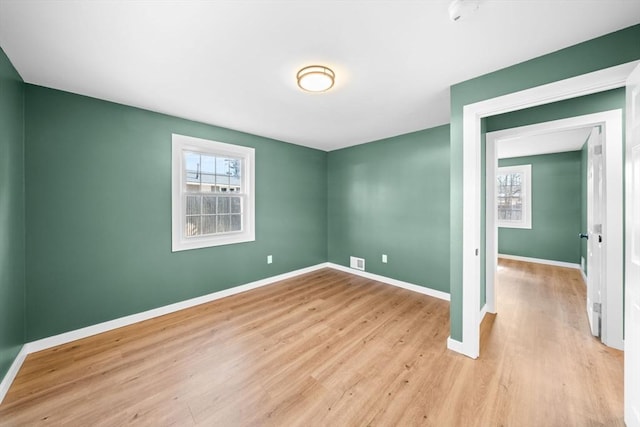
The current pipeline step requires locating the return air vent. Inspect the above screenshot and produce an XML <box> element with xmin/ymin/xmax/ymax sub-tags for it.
<box><xmin>350</xmin><ymin>256</ymin><xmax>365</xmax><ymax>271</ymax></box>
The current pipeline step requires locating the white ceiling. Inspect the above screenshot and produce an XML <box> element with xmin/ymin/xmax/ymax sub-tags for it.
<box><xmin>497</xmin><ymin>127</ymin><xmax>593</xmax><ymax>159</ymax></box>
<box><xmin>0</xmin><ymin>1</ymin><xmax>638</xmax><ymax>151</ymax></box>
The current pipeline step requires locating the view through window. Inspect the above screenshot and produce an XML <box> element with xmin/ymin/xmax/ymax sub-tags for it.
<box><xmin>184</xmin><ymin>152</ymin><xmax>243</xmax><ymax>237</ymax></box>
<box><xmin>172</xmin><ymin>134</ymin><xmax>255</xmax><ymax>251</ymax></box>
<box><xmin>497</xmin><ymin>164</ymin><xmax>531</xmax><ymax>229</ymax></box>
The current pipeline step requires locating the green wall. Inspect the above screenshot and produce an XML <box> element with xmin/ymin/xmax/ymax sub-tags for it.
<box><xmin>486</xmin><ymin>88</ymin><xmax>625</xmax><ymax>275</ymax></box>
<box><xmin>450</xmin><ymin>24</ymin><xmax>640</xmax><ymax>342</ymax></box>
<box><xmin>498</xmin><ymin>152</ymin><xmax>582</xmax><ymax>264</ymax></box>
<box><xmin>327</xmin><ymin>126</ymin><xmax>450</xmax><ymax>293</ymax></box>
<box><xmin>486</xmin><ymin>88</ymin><xmax>625</xmax><ymax>132</ymax></box>
<box><xmin>24</xmin><ymin>85</ymin><xmax>328</xmax><ymax>341</ymax></box>
<box><xmin>1</xmin><ymin>21</ymin><xmax>638</xmax><ymax>370</ymax></box>
<box><xmin>0</xmin><ymin>48</ymin><xmax>25</xmax><ymax>380</ymax></box>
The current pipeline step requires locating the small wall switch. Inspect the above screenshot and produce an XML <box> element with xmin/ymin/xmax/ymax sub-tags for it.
<box><xmin>267</xmin><ymin>255</ymin><xmax>273</xmax><ymax>264</ymax></box>
<box><xmin>382</xmin><ymin>254</ymin><xmax>388</xmax><ymax>263</ymax></box>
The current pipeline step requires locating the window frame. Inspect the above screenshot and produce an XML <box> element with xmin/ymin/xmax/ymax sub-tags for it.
<box><xmin>496</xmin><ymin>164</ymin><xmax>532</xmax><ymax>229</ymax></box>
<box><xmin>172</xmin><ymin>134</ymin><xmax>255</xmax><ymax>252</ymax></box>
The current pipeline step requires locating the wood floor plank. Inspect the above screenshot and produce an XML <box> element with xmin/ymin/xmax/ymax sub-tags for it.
<box><xmin>0</xmin><ymin>262</ymin><xmax>623</xmax><ymax>426</ymax></box>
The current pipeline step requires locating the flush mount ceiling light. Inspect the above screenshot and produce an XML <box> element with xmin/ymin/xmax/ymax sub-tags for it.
<box><xmin>297</xmin><ymin>65</ymin><xmax>335</xmax><ymax>92</ymax></box>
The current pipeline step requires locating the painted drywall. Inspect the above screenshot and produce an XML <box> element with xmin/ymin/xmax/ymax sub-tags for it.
<box><xmin>327</xmin><ymin>126</ymin><xmax>450</xmax><ymax>293</ymax></box>
<box><xmin>498</xmin><ymin>152</ymin><xmax>582</xmax><ymax>264</ymax></box>
<box><xmin>486</xmin><ymin>88</ymin><xmax>625</xmax><ymax>277</ymax></box>
<box><xmin>485</xmin><ymin>88</ymin><xmax>624</xmax><ymax>131</ymax></box>
<box><xmin>0</xmin><ymin>47</ymin><xmax>25</xmax><ymax>381</ymax></box>
<box><xmin>25</xmin><ymin>85</ymin><xmax>327</xmax><ymax>341</ymax></box>
<box><xmin>450</xmin><ymin>24</ymin><xmax>640</xmax><ymax>342</ymax></box>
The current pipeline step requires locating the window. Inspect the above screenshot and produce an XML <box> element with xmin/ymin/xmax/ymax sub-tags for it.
<box><xmin>172</xmin><ymin>134</ymin><xmax>255</xmax><ymax>251</ymax></box>
<box><xmin>497</xmin><ymin>164</ymin><xmax>531</xmax><ymax>229</ymax></box>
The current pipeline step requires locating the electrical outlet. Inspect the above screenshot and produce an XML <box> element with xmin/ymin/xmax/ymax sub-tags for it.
<box><xmin>267</xmin><ymin>255</ymin><xmax>273</xmax><ymax>264</ymax></box>
<box><xmin>382</xmin><ymin>254</ymin><xmax>388</xmax><ymax>263</ymax></box>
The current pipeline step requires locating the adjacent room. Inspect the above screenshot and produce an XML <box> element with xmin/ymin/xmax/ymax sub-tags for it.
<box><xmin>1</xmin><ymin>1</ymin><xmax>640</xmax><ymax>425</ymax></box>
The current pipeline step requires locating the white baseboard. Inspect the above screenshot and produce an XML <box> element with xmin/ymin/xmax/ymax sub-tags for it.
<box><xmin>0</xmin><ymin>345</ymin><xmax>29</xmax><ymax>405</ymax></box>
<box><xmin>447</xmin><ymin>307</ymin><xmax>489</xmax><ymax>358</ymax></box>
<box><xmin>580</xmin><ymin>268</ymin><xmax>588</xmax><ymax>286</ymax></box>
<box><xmin>498</xmin><ymin>254</ymin><xmax>581</xmax><ymax>270</ymax></box>
<box><xmin>326</xmin><ymin>263</ymin><xmax>450</xmax><ymax>301</ymax></box>
<box><xmin>447</xmin><ymin>336</ymin><xmax>479</xmax><ymax>359</ymax></box>
<box><xmin>26</xmin><ymin>263</ymin><xmax>330</xmax><ymax>354</ymax></box>
<box><xmin>0</xmin><ymin>263</ymin><xmax>329</xmax><ymax>404</ymax></box>
<box><xmin>0</xmin><ymin>261</ymin><xmax>449</xmax><ymax>404</ymax></box>
<box><xmin>447</xmin><ymin>336</ymin><xmax>464</xmax><ymax>353</ymax></box>
<box><xmin>480</xmin><ymin>304</ymin><xmax>488</xmax><ymax>322</ymax></box>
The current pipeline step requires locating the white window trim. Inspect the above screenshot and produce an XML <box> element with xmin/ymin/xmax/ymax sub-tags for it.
<box><xmin>497</xmin><ymin>164</ymin><xmax>532</xmax><ymax>229</ymax></box>
<box><xmin>172</xmin><ymin>134</ymin><xmax>255</xmax><ymax>252</ymax></box>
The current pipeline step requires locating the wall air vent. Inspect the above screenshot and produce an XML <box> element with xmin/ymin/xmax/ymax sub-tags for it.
<box><xmin>350</xmin><ymin>256</ymin><xmax>365</xmax><ymax>271</ymax></box>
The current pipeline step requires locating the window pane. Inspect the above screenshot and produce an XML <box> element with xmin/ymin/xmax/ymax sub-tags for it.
<box><xmin>185</xmin><ymin>216</ymin><xmax>201</xmax><ymax>237</ymax></box>
<box><xmin>200</xmin><ymin>155</ymin><xmax>215</xmax><ymax>174</ymax></box>
<box><xmin>216</xmin><ymin>157</ymin><xmax>229</xmax><ymax>191</ymax></box>
<box><xmin>185</xmin><ymin>152</ymin><xmax>201</xmax><ymax>184</ymax></box>
<box><xmin>228</xmin><ymin>158</ymin><xmax>241</xmax><ymax>177</ymax></box>
<box><xmin>215</xmin><ymin>157</ymin><xmax>242</xmax><ymax>193</ymax></box>
<box><xmin>217</xmin><ymin>215</ymin><xmax>230</xmax><ymax>233</ymax></box>
<box><xmin>186</xmin><ymin>152</ymin><xmax>229</xmax><ymax>193</ymax></box>
<box><xmin>217</xmin><ymin>196</ymin><xmax>230</xmax><ymax>214</ymax></box>
<box><xmin>231</xmin><ymin>197</ymin><xmax>241</xmax><ymax>214</ymax></box>
<box><xmin>202</xmin><ymin>215</ymin><xmax>216</xmax><ymax>235</ymax></box>
<box><xmin>203</xmin><ymin>196</ymin><xmax>216</xmax><ymax>214</ymax></box>
<box><xmin>185</xmin><ymin>151</ymin><xmax>243</xmax><ymax>195</ymax></box>
<box><xmin>199</xmin><ymin>154</ymin><xmax>215</xmax><ymax>190</ymax></box>
<box><xmin>173</xmin><ymin>134</ymin><xmax>255</xmax><ymax>251</ymax></box>
<box><xmin>228</xmin><ymin>159</ymin><xmax>241</xmax><ymax>192</ymax></box>
<box><xmin>230</xmin><ymin>214</ymin><xmax>242</xmax><ymax>231</ymax></box>
<box><xmin>497</xmin><ymin>172</ymin><xmax>523</xmax><ymax>222</ymax></box>
<box><xmin>186</xmin><ymin>195</ymin><xmax>201</xmax><ymax>215</ymax></box>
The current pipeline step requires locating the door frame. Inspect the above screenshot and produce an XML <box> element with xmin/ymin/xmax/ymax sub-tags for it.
<box><xmin>624</xmin><ymin>62</ymin><xmax>640</xmax><ymax>427</ymax></box>
<box><xmin>485</xmin><ymin>110</ymin><xmax>624</xmax><ymax>350</ymax></box>
<box><xmin>455</xmin><ymin>59</ymin><xmax>638</xmax><ymax>359</ymax></box>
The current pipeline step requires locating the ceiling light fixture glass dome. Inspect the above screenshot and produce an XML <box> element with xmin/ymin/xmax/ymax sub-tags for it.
<box><xmin>297</xmin><ymin>65</ymin><xmax>335</xmax><ymax>92</ymax></box>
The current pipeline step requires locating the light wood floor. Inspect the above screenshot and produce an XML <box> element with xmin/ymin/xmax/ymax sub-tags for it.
<box><xmin>0</xmin><ymin>260</ymin><xmax>623</xmax><ymax>426</ymax></box>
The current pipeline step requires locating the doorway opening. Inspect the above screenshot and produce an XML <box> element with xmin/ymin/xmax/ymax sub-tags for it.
<box><xmin>485</xmin><ymin>110</ymin><xmax>623</xmax><ymax>350</ymax></box>
<box><xmin>454</xmin><ymin>59</ymin><xmax>639</xmax><ymax>360</ymax></box>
